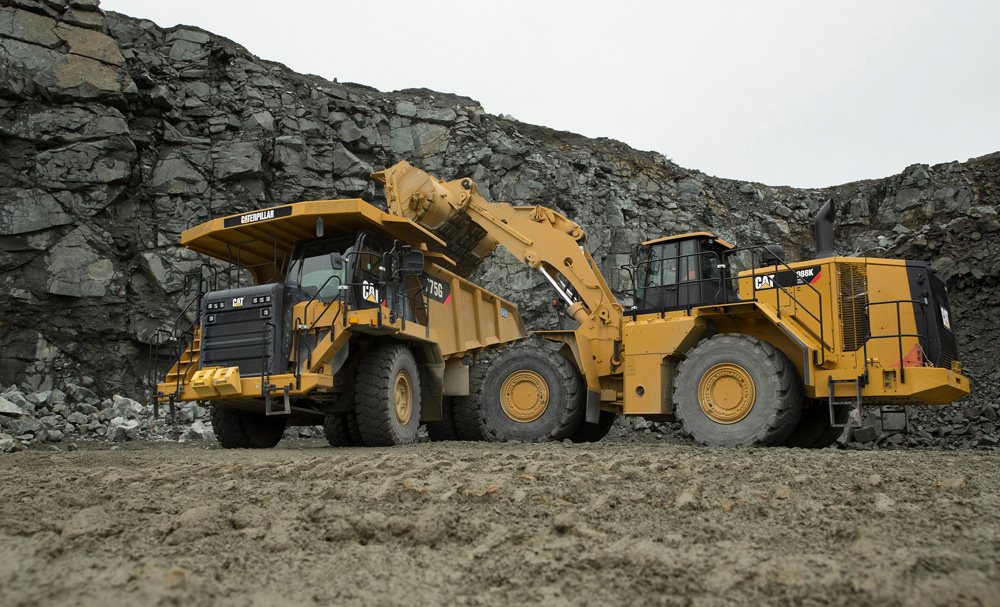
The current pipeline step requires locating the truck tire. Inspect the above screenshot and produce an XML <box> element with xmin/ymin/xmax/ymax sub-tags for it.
<box><xmin>569</xmin><ymin>410</ymin><xmax>618</xmax><ymax>443</ymax></box>
<box><xmin>425</xmin><ymin>397</ymin><xmax>460</xmax><ymax>441</ymax></box>
<box><xmin>324</xmin><ymin>413</ymin><xmax>364</xmax><ymax>447</ymax></box>
<box><xmin>674</xmin><ymin>334</ymin><xmax>803</xmax><ymax>447</ymax></box>
<box><xmin>782</xmin><ymin>399</ymin><xmax>849</xmax><ymax>448</ymax></box>
<box><xmin>452</xmin><ymin>365</ymin><xmax>487</xmax><ymax>441</ymax></box>
<box><xmin>345</xmin><ymin>411</ymin><xmax>364</xmax><ymax>446</ymax></box>
<box><xmin>211</xmin><ymin>406</ymin><xmax>285</xmax><ymax>449</ymax></box>
<box><xmin>480</xmin><ymin>346</ymin><xmax>585</xmax><ymax>443</ymax></box>
<box><xmin>355</xmin><ymin>343</ymin><xmax>422</xmax><ymax>446</ymax></box>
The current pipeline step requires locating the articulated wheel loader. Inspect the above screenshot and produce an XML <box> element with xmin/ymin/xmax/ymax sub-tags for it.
<box><xmin>375</xmin><ymin>162</ymin><xmax>971</xmax><ymax>447</ymax></box>
<box><xmin>149</xmin><ymin>197</ymin><xmax>526</xmax><ymax>448</ymax></box>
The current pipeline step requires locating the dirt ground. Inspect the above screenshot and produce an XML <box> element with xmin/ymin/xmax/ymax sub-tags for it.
<box><xmin>2</xmin><ymin>440</ymin><xmax>999</xmax><ymax>607</ymax></box>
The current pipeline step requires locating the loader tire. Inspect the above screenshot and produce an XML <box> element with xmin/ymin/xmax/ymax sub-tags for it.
<box><xmin>674</xmin><ymin>334</ymin><xmax>803</xmax><ymax>447</ymax></box>
<box><xmin>782</xmin><ymin>399</ymin><xmax>849</xmax><ymax>448</ymax></box>
<box><xmin>480</xmin><ymin>346</ymin><xmax>585</xmax><ymax>443</ymax></box>
<box><xmin>211</xmin><ymin>406</ymin><xmax>285</xmax><ymax>449</ymax></box>
<box><xmin>569</xmin><ymin>410</ymin><xmax>618</xmax><ymax>443</ymax></box>
<box><xmin>426</xmin><ymin>397</ymin><xmax>461</xmax><ymax>441</ymax></box>
<box><xmin>324</xmin><ymin>413</ymin><xmax>365</xmax><ymax>447</ymax></box>
<box><xmin>355</xmin><ymin>343</ymin><xmax>421</xmax><ymax>446</ymax></box>
<box><xmin>452</xmin><ymin>365</ymin><xmax>487</xmax><ymax>441</ymax></box>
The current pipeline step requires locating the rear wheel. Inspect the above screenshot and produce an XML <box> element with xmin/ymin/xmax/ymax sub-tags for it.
<box><xmin>355</xmin><ymin>343</ymin><xmax>422</xmax><ymax>446</ymax></box>
<box><xmin>323</xmin><ymin>412</ymin><xmax>365</xmax><ymax>447</ymax></box>
<box><xmin>569</xmin><ymin>410</ymin><xmax>618</xmax><ymax>443</ymax></box>
<box><xmin>425</xmin><ymin>397</ymin><xmax>460</xmax><ymax>441</ymax></box>
<box><xmin>324</xmin><ymin>414</ymin><xmax>350</xmax><ymax>447</ymax></box>
<box><xmin>782</xmin><ymin>399</ymin><xmax>849</xmax><ymax>448</ymax></box>
<box><xmin>674</xmin><ymin>334</ymin><xmax>803</xmax><ymax>447</ymax></box>
<box><xmin>211</xmin><ymin>406</ymin><xmax>285</xmax><ymax>449</ymax></box>
<box><xmin>452</xmin><ymin>364</ymin><xmax>487</xmax><ymax>441</ymax></box>
<box><xmin>480</xmin><ymin>346</ymin><xmax>585</xmax><ymax>443</ymax></box>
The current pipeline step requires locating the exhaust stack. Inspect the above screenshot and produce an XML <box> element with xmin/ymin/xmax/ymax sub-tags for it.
<box><xmin>814</xmin><ymin>199</ymin><xmax>836</xmax><ymax>259</ymax></box>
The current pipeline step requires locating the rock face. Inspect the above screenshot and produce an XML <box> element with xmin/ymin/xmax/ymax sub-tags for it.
<box><xmin>1</xmin><ymin>0</ymin><xmax>997</xmax><ymax>441</ymax></box>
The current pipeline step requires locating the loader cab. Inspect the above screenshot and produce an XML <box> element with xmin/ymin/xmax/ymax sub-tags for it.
<box><xmin>632</xmin><ymin>233</ymin><xmax>735</xmax><ymax>314</ymax></box>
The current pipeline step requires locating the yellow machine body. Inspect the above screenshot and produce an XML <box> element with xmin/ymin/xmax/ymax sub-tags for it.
<box><xmin>377</xmin><ymin>161</ymin><xmax>969</xmax><ymax>445</ymax></box>
<box><xmin>154</xmin><ymin>197</ymin><xmax>526</xmax><ymax>424</ymax></box>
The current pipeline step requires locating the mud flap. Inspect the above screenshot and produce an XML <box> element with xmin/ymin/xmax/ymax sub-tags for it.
<box><xmin>586</xmin><ymin>390</ymin><xmax>601</xmax><ymax>424</ymax></box>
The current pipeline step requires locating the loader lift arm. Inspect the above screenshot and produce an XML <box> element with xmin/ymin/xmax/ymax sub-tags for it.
<box><xmin>374</xmin><ymin>161</ymin><xmax>625</xmax><ymax>397</ymax></box>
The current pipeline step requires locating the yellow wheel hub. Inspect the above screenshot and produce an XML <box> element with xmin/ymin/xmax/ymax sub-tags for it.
<box><xmin>698</xmin><ymin>363</ymin><xmax>756</xmax><ymax>424</ymax></box>
<box><xmin>394</xmin><ymin>370</ymin><xmax>413</xmax><ymax>425</ymax></box>
<box><xmin>500</xmin><ymin>370</ymin><xmax>549</xmax><ymax>423</ymax></box>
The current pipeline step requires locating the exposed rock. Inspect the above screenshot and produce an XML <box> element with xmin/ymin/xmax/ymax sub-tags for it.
<box><xmin>44</xmin><ymin>225</ymin><xmax>116</xmax><ymax>297</ymax></box>
<box><xmin>0</xmin><ymin>396</ymin><xmax>24</xmax><ymax>417</ymax></box>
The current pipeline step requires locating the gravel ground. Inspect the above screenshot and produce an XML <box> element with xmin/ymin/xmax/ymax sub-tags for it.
<box><xmin>2</xmin><ymin>440</ymin><xmax>998</xmax><ymax>607</ymax></box>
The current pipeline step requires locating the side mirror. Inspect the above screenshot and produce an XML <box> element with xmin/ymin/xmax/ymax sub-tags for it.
<box><xmin>395</xmin><ymin>247</ymin><xmax>424</xmax><ymax>275</ymax></box>
<box><xmin>329</xmin><ymin>252</ymin><xmax>344</xmax><ymax>270</ymax></box>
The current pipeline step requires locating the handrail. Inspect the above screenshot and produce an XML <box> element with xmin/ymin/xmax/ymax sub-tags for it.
<box><xmin>622</xmin><ymin>242</ymin><xmax>829</xmax><ymax>364</ymax></box>
<box><xmin>727</xmin><ymin>245</ymin><xmax>827</xmax><ymax>364</ymax></box>
<box><xmin>149</xmin><ymin>265</ymin><xmax>214</xmax><ymax>411</ymax></box>
<box><xmin>260</xmin><ymin>321</ymin><xmax>276</xmax><ymax>396</ymax></box>
<box><xmin>862</xmin><ymin>298</ymin><xmax>928</xmax><ymax>386</ymax></box>
<box><xmin>225</xmin><ymin>235</ymin><xmax>279</xmax><ymax>289</ymax></box>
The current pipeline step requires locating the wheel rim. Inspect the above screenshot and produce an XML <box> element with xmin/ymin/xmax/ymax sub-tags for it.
<box><xmin>500</xmin><ymin>370</ymin><xmax>549</xmax><ymax>423</ymax></box>
<box><xmin>697</xmin><ymin>363</ymin><xmax>756</xmax><ymax>424</ymax></box>
<box><xmin>394</xmin><ymin>370</ymin><xmax>413</xmax><ymax>425</ymax></box>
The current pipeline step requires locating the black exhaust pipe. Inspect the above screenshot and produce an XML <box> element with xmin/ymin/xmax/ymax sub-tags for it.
<box><xmin>814</xmin><ymin>199</ymin><xmax>836</xmax><ymax>259</ymax></box>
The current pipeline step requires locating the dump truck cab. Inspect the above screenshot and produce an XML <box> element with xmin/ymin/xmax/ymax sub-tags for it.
<box><xmin>150</xmin><ymin>198</ymin><xmax>527</xmax><ymax>449</ymax></box>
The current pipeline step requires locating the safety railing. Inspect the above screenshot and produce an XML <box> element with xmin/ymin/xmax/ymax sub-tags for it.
<box><xmin>147</xmin><ymin>265</ymin><xmax>217</xmax><ymax>416</ymax></box>
<box><xmin>621</xmin><ymin>243</ymin><xmax>829</xmax><ymax>364</ymax></box>
<box><xmin>861</xmin><ymin>299</ymin><xmax>928</xmax><ymax>386</ymax></box>
<box><xmin>223</xmin><ymin>236</ymin><xmax>280</xmax><ymax>289</ymax></box>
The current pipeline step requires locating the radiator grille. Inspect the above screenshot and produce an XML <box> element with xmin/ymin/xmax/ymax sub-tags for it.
<box><xmin>838</xmin><ymin>263</ymin><xmax>869</xmax><ymax>352</ymax></box>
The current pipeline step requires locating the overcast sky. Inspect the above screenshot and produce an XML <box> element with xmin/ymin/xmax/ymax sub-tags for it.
<box><xmin>101</xmin><ymin>0</ymin><xmax>999</xmax><ymax>188</ymax></box>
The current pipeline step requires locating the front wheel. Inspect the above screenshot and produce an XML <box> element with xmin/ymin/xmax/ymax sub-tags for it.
<box><xmin>480</xmin><ymin>346</ymin><xmax>585</xmax><ymax>443</ymax></box>
<box><xmin>354</xmin><ymin>343</ymin><xmax>422</xmax><ymax>446</ymax></box>
<box><xmin>211</xmin><ymin>406</ymin><xmax>285</xmax><ymax>449</ymax></box>
<box><xmin>674</xmin><ymin>334</ymin><xmax>803</xmax><ymax>447</ymax></box>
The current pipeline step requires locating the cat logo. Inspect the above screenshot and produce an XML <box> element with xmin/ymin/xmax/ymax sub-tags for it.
<box><xmin>232</xmin><ymin>297</ymin><xmax>244</xmax><ymax>307</ymax></box>
<box><xmin>362</xmin><ymin>280</ymin><xmax>379</xmax><ymax>303</ymax></box>
<box><xmin>754</xmin><ymin>274</ymin><xmax>775</xmax><ymax>289</ymax></box>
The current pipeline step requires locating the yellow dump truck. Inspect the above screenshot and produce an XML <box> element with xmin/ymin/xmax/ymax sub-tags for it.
<box><xmin>150</xmin><ymin>197</ymin><xmax>526</xmax><ymax>448</ymax></box>
<box><xmin>376</xmin><ymin>162</ymin><xmax>970</xmax><ymax>447</ymax></box>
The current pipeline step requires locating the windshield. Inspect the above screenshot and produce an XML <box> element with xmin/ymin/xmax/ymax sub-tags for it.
<box><xmin>286</xmin><ymin>236</ymin><xmax>353</xmax><ymax>299</ymax></box>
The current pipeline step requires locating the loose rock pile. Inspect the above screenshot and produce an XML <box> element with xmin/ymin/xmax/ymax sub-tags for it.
<box><xmin>0</xmin><ymin>382</ymin><xmax>213</xmax><ymax>451</ymax></box>
<box><xmin>0</xmin><ymin>381</ymin><xmax>328</xmax><ymax>452</ymax></box>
